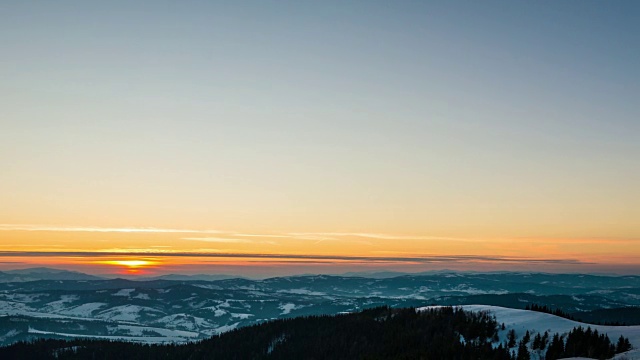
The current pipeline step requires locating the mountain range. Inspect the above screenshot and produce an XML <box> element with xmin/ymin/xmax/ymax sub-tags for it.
<box><xmin>1</xmin><ymin>305</ymin><xmax>639</xmax><ymax>359</ymax></box>
<box><xmin>1</xmin><ymin>270</ymin><xmax>640</xmax><ymax>348</ymax></box>
<box><xmin>0</xmin><ymin>268</ymin><xmax>103</xmax><ymax>282</ymax></box>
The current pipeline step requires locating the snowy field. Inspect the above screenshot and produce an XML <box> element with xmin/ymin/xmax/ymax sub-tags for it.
<box><xmin>419</xmin><ymin>305</ymin><xmax>640</xmax><ymax>360</ymax></box>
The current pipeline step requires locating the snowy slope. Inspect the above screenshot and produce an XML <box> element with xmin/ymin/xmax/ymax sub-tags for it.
<box><xmin>460</xmin><ymin>305</ymin><xmax>640</xmax><ymax>348</ymax></box>
<box><xmin>420</xmin><ymin>305</ymin><xmax>640</xmax><ymax>360</ymax></box>
<box><xmin>27</xmin><ymin>328</ymin><xmax>192</xmax><ymax>344</ymax></box>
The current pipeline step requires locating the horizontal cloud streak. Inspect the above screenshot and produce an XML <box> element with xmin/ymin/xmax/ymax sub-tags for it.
<box><xmin>182</xmin><ymin>237</ymin><xmax>277</xmax><ymax>245</ymax></box>
<box><xmin>0</xmin><ymin>224</ymin><xmax>224</xmax><ymax>234</ymax></box>
<box><xmin>2</xmin><ymin>225</ymin><xmax>635</xmax><ymax>245</ymax></box>
<box><xmin>288</xmin><ymin>232</ymin><xmax>480</xmax><ymax>242</ymax></box>
<box><xmin>0</xmin><ymin>251</ymin><xmax>589</xmax><ymax>266</ymax></box>
<box><xmin>233</xmin><ymin>234</ymin><xmax>294</xmax><ymax>239</ymax></box>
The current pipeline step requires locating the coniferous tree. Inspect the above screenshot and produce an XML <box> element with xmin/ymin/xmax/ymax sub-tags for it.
<box><xmin>507</xmin><ymin>329</ymin><xmax>517</xmax><ymax>348</ymax></box>
<box><xmin>617</xmin><ymin>335</ymin><xmax>632</xmax><ymax>353</ymax></box>
<box><xmin>545</xmin><ymin>333</ymin><xmax>564</xmax><ymax>360</ymax></box>
<box><xmin>546</xmin><ymin>325</ymin><xmax>627</xmax><ymax>360</ymax></box>
<box><xmin>532</xmin><ymin>333</ymin><xmax>541</xmax><ymax>350</ymax></box>
<box><xmin>540</xmin><ymin>331</ymin><xmax>549</xmax><ymax>350</ymax></box>
<box><xmin>0</xmin><ymin>306</ymin><xmax>516</xmax><ymax>360</ymax></box>
<box><xmin>516</xmin><ymin>340</ymin><xmax>530</xmax><ymax>360</ymax></box>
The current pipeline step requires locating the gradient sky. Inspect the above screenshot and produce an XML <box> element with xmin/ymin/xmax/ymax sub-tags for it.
<box><xmin>1</xmin><ymin>1</ymin><xmax>638</xmax><ymax>276</ymax></box>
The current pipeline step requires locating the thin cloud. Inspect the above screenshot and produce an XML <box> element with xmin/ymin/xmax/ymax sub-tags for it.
<box><xmin>509</xmin><ymin>237</ymin><xmax>640</xmax><ymax>245</ymax></box>
<box><xmin>0</xmin><ymin>251</ymin><xmax>590</xmax><ymax>266</ymax></box>
<box><xmin>233</xmin><ymin>234</ymin><xmax>294</xmax><ymax>239</ymax></box>
<box><xmin>0</xmin><ymin>226</ymin><xmax>547</xmax><ymax>243</ymax></box>
<box><xmin>2</xmin><ymin>225</ymin><xmax>635</xmax><ymax>245</ymax></box>
<box><xmin>182</xmin><ymin>237</ymin><xmax>277</xmax><ymax>245</ymax></box>
<box><xmin>299</xmin><ymin>236</ymin><xmax>341</xmax><ymax>241</ymax></box>
<box><xmin>289</xmin><ymin>233</ymin><xmax>640</xmax><ymax>245</ymax></box>
<box><xmin>99</xmin><ymin>248</ymin><xmax>176</xmax><ymax>254</ymax></box>
<box><xmin>288</xmin><ymin>232</ymin><xmax>478</xmax><ymax>242</ymax></box>
<box><xmin>0</xmin><ymin>224</ymin><xmax>225</xmax><ymax>234</ymax></box>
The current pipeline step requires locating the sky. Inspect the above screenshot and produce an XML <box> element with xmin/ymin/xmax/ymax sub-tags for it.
<box><xmin>0</xmin><ymin>1</ymin><xmax>638</xmax><ymax>277</ymax></box>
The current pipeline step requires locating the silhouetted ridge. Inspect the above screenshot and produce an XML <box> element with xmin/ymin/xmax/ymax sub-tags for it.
<box><xmin>0</xmin><ymin>306</ymin><xmax>514</xmax><ymax>360</ymax></box>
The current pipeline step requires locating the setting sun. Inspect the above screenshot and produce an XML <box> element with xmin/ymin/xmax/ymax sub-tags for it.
<box><xmin>0</xmin><ymin>1</ymin><xmax>638</xmax><ymax>358</ymax></box>
<box><xmin>98</xmin><ymin>259</ymin><xmax>159</xmax><ymax>275</ymax></box>
<box><xmin>110</xmin><ymin>260</ymin><xmax>153</xmax><ymax>268</ymax></box>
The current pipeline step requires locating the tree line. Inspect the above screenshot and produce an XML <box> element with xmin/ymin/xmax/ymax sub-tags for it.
<box><xmin>0</xmin><ymin>306</ymin><xmax>632</xmax><ymax>360</ymax></box>
<box><xmin>525</xmin><ymin>304</ymin><xmax>630</xmax><ymax>326</ymax></box>
<box><xmin>524</xmin><ymin>304</ymin><xmax>576</xmax><ymax>320</ymax></box>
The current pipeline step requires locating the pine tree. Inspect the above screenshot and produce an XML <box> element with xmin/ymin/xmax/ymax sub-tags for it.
<box><xmin>540</xmin><ymin>331</ymin><xmax>549</xmax><ymax>350</ymax></box>
<box><xmin>507</xmin><ymin>329</ymin><xmax>517</xmax><ymax>348</ymax></box>
<box><xmin>545</xmin><ymin>333</ymin><xmax>564</xmax><ymax>360</ymax></box>
<box><xmin>517</xmin><ymin>340</ymin><xmax>530</xmax><ymax>360</ymax></box>
<box><xmin>617</xmin><ymin>335</ymin><xmax>632</xmax><ymax>353</ymax></box>
<box><xmin>532</xmin><ymin>333</ymin><xmax>541</xmax><ymax>350</ymax></box>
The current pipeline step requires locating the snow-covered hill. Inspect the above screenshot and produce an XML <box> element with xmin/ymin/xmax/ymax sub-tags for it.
<box><xmin>1</xmin><ymin>273</ymin><xmax>640</xmax><ymax>347</ymax></box>
<box><xmin>424</xmin><ymin>305</ymin><xmax>640</xmax><ymax>360</ymax></box>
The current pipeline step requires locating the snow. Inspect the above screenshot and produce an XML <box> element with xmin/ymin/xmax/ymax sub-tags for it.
<box><xmin>460</xmin><ymin>305</ymin><xmax>640</xmax><ymax>349</ymax></box>
<box><xmin>96</xmin><ymin>305</ymin><xmax>164</xmax><ymax>322</ymax></box>
<box><xmin>133</xmin><ymin>293</ymin><xmax>150</xmax><ymax>300</ymax></box>
<box><xmin>44</xmin><ymin>295</ymin><xmax>78</xmax><ymax>312</ymax></box>
<box><xmin>278</xmin><ymin>303</ymin><xmax>301</xmax><ymax>315</ymax></box>
<box><xmin>154</xmin><ymin>314</ymin><xmax>214</xmax><ymax>331</ymax></box>
<box><xmin>0</xmin><ymin>300</ymin><xmax>34</xmax><ymax>313</ymax></box>
<box><xmin>267</xmin><ymin>334</ymin><xmax>286</xmax><ymax>354</ymax></box>
<box><xmin>419</xmin><ymin>305</ymin><xmax>640</xmax><ymax>360</ymax></box>
<box><xmin>111</xmin><ymin>324</ymin><xmax>199</xmax><ymax>338</ymax></box>
<box><xmin>0</xmin><ymin>310</ymin><xmax>96</xmax><ymax>321</ymax></box>
<box><xmin>192</xmin><ymin>284</ymin><xmax>223</xmax><ymax>290</ymax></box>
<box><xmin>277</xmin><ymin>289</ymin><xmax>327</xmax><ymax>296</ymax></box>
<box><xmin>211</xmin><ymin>322</ymin><xmax>240</xmax><ymax>334</ymax></box>
<box><xmin>0</xmin><ymin>329</ymin><xmax>19</xmax><ymax>343</ymax></box>
<box><xmin>613</xmin><ymin>349</ymin><xmax>640</xmax><ymax>359</ymax></box>
<box><xmin>113</xmin><ymin>289</ymin><xmax>135</xmax><ymax>297</ymax></box>
<box><xmin>231</xmin><ymin>313</ymin><xmax>253</xmax><ymax>319</ymax></box>
<box><xmin>440</xmin><ymin>285</ymin><xmax>508</xmax><ymax>295</ymax></box>
<box><xmin>0</xmin><ymin>293</ymin><xmax>45</xmax><ymax>303</ymax></box>
<box><xmin>213</xmin><ymin>309</ymin><xmax>227</xmax><ymax>317</ymax></box>
<box><xmin>28</xmin><ymin>327</ymin><xmax>191</xmax><ymax>344</ymax></box>
<box><xmin>59</xmin><ymin>303</ymin><xmax>107</xmax><ymax>317</ymax></box>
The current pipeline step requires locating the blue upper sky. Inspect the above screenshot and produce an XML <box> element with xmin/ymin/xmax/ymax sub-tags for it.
<box><xmin>0</xmin><ymin>1</ymin><xmax>638</xmax><ymax>274</ymax></box>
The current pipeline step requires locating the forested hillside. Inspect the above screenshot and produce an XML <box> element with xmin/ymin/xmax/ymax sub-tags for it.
<box><xmin>1</xmin><ymin>306</ymin><xmax>633</xmax><ymax>360</ymax></box>
<box><xmin>0</xmin><ymin>306</ymin><xmax>514</xmax><ymax>360</ymax></box>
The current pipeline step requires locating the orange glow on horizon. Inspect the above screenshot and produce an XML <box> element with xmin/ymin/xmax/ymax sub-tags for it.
<box><xmin>107</xmin><ymin>260</ymin><xmax>154</xmax><ymax>267</ymax></box>
<box><xmin>0</xmin><ymin>226</ymin><xmax>639</xmax><ymax>275</ymax></box>
<box><xmin>97</xmin><ymin>259</ymin><xmax>160</xmax><ymax>275</ymax></box>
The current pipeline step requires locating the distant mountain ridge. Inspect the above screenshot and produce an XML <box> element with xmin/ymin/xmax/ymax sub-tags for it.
<box><xmin>0</xmin><ymin>268</ymin><xmax>246</xmax><ymax>283</ymax></box>
<box><xmin>137</xmin><ymin>274</ymin><xmax>245</xmax><ymax>281</ymax></box>
<box><xmin>0</xmin><ymin>268</ymin><xmax>103</xmax><ymax>282</ymax></box>
<box><xmin>0</xmin><ymin>271</ymin><xmax>640</xmax><ymax>346</ymax></box>
<box><xmin>3</xmin><ymin>267</ymin><xmax>637</xmax><ymax>283</ymax></box>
